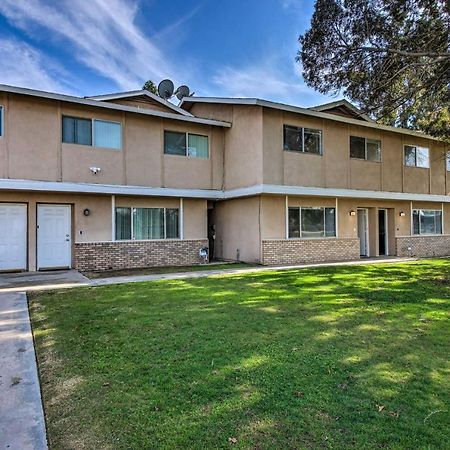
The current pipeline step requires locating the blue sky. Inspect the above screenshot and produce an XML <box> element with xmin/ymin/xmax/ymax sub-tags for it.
<box><xmin>0</xmin><ymin>0</ymin><xmax>333</xmax><ymax>106</ymax></box>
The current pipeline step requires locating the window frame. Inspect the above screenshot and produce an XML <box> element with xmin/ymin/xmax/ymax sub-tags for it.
<box><xmin>62</xmin><ymin>115</ymin><xmax>122</xmax><ymax>150</ymax></box>
<box><xmin>412</xmin><ymin>209</ymin><xmax>442</xmax><ymax>235</ymax></box>
<box><xmin>288</xmin><ymin>206</ymin><xmax>336</xmax><ymax>239</ymax></box>
<box><xmin>164</xmin><ymin>130</ymin><xmax>209</xmax><ymax>159</ymax></box>
<box><xmin>115</xmin><ymin>207</ymin><xmax>180</xmax><ymax>241</ymax></box>
<box><xmin>349</xmin><ymin>135</ymin><xmax>381</xmax><ymax>162</ymax></box>
<box><xmin>403</xmin><ymin>145</ymin><xmax>429</xmax><ymax>168</ymax></box>
<box><xmin>283</xmin><ymin>124</ymin><xmax>323</xmax><ymax>155</ymax></box>
<box><xmin>0</xmin><ymin>105</ymin><xmax>4</xmax><ymax>137</ymax></box>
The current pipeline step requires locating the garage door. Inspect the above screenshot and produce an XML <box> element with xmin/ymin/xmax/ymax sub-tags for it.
<box><xmin>0</xmin><ymin>204</ymin><xmax>27</xmax><ymax>271</ymax></box>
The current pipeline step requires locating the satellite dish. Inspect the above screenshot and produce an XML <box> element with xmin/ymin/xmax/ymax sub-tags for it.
<box><xmin>158</xmin><ymin>79</ymin><xmax>174</xmax><ymax>99</ymax></box>
<box><xmin>175</xmin><ymin>85</ymin><xmax>190</xmax><ymax>100</ymax></box>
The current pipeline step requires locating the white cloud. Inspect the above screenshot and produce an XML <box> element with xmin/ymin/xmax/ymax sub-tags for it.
<box><xmin>0</xmin><ymin>0</ymin><xmax>184</xmax><ymax>91</ymax></box>
<box><xmin>0</xmin><ymin>38</ymin><xmax>72</xmax><ymax>92</ymax></box>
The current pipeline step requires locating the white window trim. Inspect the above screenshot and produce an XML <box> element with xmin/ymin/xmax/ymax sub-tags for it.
<box><xmin>287</xmin><ymin>205</ymin><xmax>336</xmax><ymax>239</ymax></box>
<box><xmin>62</xmin><ymin>115</ymin><xmax>123</xmax><ymax>150</ymax></box>
<box><xmin>404</xmin><ymin>145</ymin><xmax>429</xmax><ymax>168</ymax></box>
<box><xmin>283</xmin><ymin>124</ymin><xmax>323</xmax><ymax>155</ymax></box>
<box><xmin>164</xmin><ymin>130</ymin><xmax>210</xmax><ymax>159</ymax></box>
<box><xmin>115</xmin><ymin>206</ymin><xmax>181</xmax><ymax>241</ymax></box>
<box><xmin>412</xmin><ymin>208</ymin><xmax>443</xmax><ymax>235</ymax></box>
<box><xmin>350</xmin><ymin>136</ymin><xmax>382</xmax><ymax>162</ymax></box>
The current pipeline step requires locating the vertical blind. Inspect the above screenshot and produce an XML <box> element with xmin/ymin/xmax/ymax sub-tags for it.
<box><xmin>94</xmin><ymin>120</ymin><xmax>122</xmax><ymax>149</ymax></box>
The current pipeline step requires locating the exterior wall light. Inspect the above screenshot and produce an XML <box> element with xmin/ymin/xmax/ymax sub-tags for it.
<box><xmin>399</xmin><ymin>211</ymin><xmax>406</xmax><ymax>217</ymax></box>
<box><xmin>83</xmin><ymin>208</ymin><xmax>91</xmax><ymax>216</ymax></box>
<box><xmin>349</xmin><ymin>210</ymin><xmax>356</xmax><ymax>216</ymax></box>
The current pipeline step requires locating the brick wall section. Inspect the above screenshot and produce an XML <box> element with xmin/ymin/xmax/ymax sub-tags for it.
<box><xmin>261</xmin><ymin>238</ymin><xmax>360</xmax><ymax>265</ymax></box>
<box><xmin>396</xmin><ymin>235</ymin><xmax>450</xmax><ymax>257</ymax></box>
<box><xmin>74</xmin><ymin>239</ymin><xmax>209</xmax><ymax>271</ymax></box>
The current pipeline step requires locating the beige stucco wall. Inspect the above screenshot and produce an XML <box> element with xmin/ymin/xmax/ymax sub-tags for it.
<box><xmin>213</xmin><ymin>197</ymin><xmax>261</xmax><ymax>262</ymax></box>
<box><xmin>0</xmin><ymin>93</ymin><xmax>225</xmax><ymax>190</ymax></box>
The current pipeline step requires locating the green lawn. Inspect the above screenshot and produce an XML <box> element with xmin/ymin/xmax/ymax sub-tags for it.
<box><xmin>29</xmin><ymin>259</ymin><xmax>450</xmax><ymax>449</ymax></box>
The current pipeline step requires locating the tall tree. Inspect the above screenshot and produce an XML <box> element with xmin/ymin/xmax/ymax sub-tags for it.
<box><xmin>142</xmin><ymin>80</ymin><xmax>158</xmax><ymax>95</ymax></box>
<box><xmin>298</xmin><ymin>0</ymin><xmax>450</xmax><ymax>142</ymax></box>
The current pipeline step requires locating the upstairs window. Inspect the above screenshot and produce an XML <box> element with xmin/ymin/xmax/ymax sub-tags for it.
<box><xmin>404</xmin><ymin>145</ymin><xmax>429</xmax><ymax>168</ymax></box>
<box><xmin>62</xmin><ymin>116</ymin><xmax>122</xmax><ymax>149</ymax></box>
<box><xmin>93</xmin><ymin>120</ymin><xmax>122</xmax><ymax>149</ymax></box>
<box><xmin>62</xmin><ymin>116</ymin><xmax>92</xmax><ymax>145</ymax></box>
<box><xmin>283</xmin><ymin>125</ymin><xmax>322</xmax><ymax>155</ymax></box>
<box><xmin>350</xmin><ymin>136</ymin><xmax>381</xmax><ymax>161</ymax></box>
<box><xmin>446</xmin><ymin>152</ymin><xmax>450</xmax><ymax>171</ymax></box>
<box><xmin>164</xmin><ymin>131</ymin><xmax>209</xmax><ymax>158</ymax></box>
<box><xmin>288</xmin><ymin>207</ymin><xmax>336</xmax><ymax>238</ymax></box>
<box><xmin>115</xmin><ymin>207</ymin><xmax>179</xmax><ymax>240</ymax></box>
<box><xmin>0</xmin><ymin>106</ymin><xmax>3</xmax><ymax>137</ymax></box>
<box><xmin>412</xmin><ymin>210</ymin><xmax>442</xmax><ymax>235</ymax></box>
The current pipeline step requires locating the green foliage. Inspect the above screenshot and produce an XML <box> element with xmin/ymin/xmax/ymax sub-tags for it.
<box><xmin>299</xmin><ymin>0</ymin><xmax>450</xmax><ymax>142</ymax></box>
<box><xmin>30</xmin><ymin>259</ymin><xmax>450</xmax><ymax>449</ymax></box>
<box><xmin>142</xmin><ymin>79</ymin><xmax>158</xmax><ymax>94</ymax></box>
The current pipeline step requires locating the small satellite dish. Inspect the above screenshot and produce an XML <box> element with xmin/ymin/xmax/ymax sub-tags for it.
<box><xmin>158</xmin><ymin>79</ymin><xmax>174</xmax><ymax>99</ymax></box>
<box><xmin>175</xmin><ymin>85</ymin><xmax>190</xmax><ymax>100</ymax></box>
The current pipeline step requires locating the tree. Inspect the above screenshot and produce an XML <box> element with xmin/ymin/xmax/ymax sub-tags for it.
<box><xmin>142</xmin><ymin>80</ymin><xmax>158</xmax><ymax>95</ymax></box>
<box><xmin>298</xmin><ymin>0</ymin><xmax>450</xmax><ymax>142</ymax></box>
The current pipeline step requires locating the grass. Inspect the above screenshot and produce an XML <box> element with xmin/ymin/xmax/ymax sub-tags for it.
<box><xmin>29</xmin><ymin>259</ymin><xmax>450</xmax><ymax>449</ymax></box>
<box><xmin>83</xmin><ymin>262</ymin><xmax>254</xmax><ymax>279</ymax></box>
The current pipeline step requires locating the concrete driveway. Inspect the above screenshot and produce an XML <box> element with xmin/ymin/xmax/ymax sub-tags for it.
<box><xmin>0</xmin><ymin>269</ymin><xmax>90</xmax><ymax>293</ymax></box>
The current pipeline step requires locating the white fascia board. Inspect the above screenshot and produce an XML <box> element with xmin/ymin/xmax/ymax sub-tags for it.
<box><xmin>222</xmin><ymin>184</ymin><xmax>450</xmax><ymax>203</ymax></box>
<box><xmin>181</xmin><ymin>97</ymin><xmax>440</xmax><ymax>141</ymax></box>
<box><xmin>86</xmin><ymin>90</ymin><xmax>194</xmax><ymax>117</ymax></box>
<box><xmin>1</xmin><ymin>178</ymin><xmax>449</xmax><ymax>203</ymax></box>
<box><xmin>0</xmin><ymin>84</ymin><xmax>229</xmax><ymax>128</ymax></box>
<box><xmin>0</xmin><ymin>178</ymin><xmax>222</xmax><ymax>200</ymax></box>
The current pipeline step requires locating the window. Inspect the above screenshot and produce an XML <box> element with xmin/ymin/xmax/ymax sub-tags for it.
<box><xmin>404</xmin><ymin>145</ymin><xmax>429</xmax><ymax>168</ymax></box>
<box><xmin>350</xmin><ymin>136</ymin><xmax>381</xmax><ymax>161</ymax></box>
<box><xmin>93</xmin><ymin>120</ymin><xmax>122</xmax><ymax>149</ymax></box>
<box><xmin>0</xmin><ymin>106</ymin><xmax>3</xmax><ymax>137</ymax></box>
<box><xmin>288</xmin><ymin>207</ymin><xmax>336</xmax><ymax>238</ymax></box>
<box><xmin>62</xmin><ymin>116</ymin><xmax>92</xmax><ymax>145</ymax></box>
<box><xmin>412</xmin><ymin>210</ymin><xmax>442</xmax><ymax>235</ymax></box>
<box><xmin>283</xmin><ymin>125</ymin><xmax>322</xmax><ymax>155</ymax></box>
<box><xmin>446</xmin><ymin>152</ymin><xmax>450</xmax><ymax>171</ymax></box>
<box><xmin>115</xmin><ymin>207</ymin><xmax>179</xmax><ymax>240</ymax></box>
<box><xmin>62</xmin><ymin>116</ymin><xmax>122</xmax><ymax>149</ymax></box>
<box><xmin>164</xmin><ymin>131</ymin><xmax>209</xmax><ymax>158</ymax></box>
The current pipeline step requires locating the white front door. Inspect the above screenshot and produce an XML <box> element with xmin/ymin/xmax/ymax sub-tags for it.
<box><xmin>37</xmin><ymin>205</ymin><xmax>72</xmax><ymax>269</ymax></box>
<box><xmin>357</xmin><ymin>209</ymin><xmax>369</xmax><ymax>257</ymax></box>
<box><xmin>0</xmin><ymin>204</ymin><xmax>27</xmax><ymax>271</ymax></box>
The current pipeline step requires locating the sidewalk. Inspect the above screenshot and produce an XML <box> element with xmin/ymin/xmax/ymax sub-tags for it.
<box><xmin>0</xmin><ymin>292</ymin><xmax>48</xmax><ymax>450</ymax></box>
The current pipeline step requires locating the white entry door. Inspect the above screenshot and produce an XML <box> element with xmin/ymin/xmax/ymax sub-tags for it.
<box><xmin>37</xmin><ymin>205</ymin><xmax>72</xmax><ymax>269</ymax></box>
<box><xmin>0</xmin><ymin>204</ymin><xmax>27</xmax><ymax>271</ymax></box>
<box><xmin>357</xmin><ymin>209</ymin><xmax>369</xmax><ymax>257</ymax></box>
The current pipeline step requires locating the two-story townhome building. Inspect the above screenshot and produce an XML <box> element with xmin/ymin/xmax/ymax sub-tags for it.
<box><xmin>0</xmin><ymin>84</ymin><xmax>448</xmax><ymax>272</ymax></box>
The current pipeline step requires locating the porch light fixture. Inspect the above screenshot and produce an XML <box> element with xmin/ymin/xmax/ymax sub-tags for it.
<box><xmin>399</xmin><ymin>211</ymin><xmax>406</xmax><ymax>217</ymax></box>
<box><xmin>83</xmin><ymin>208</ymin><xmax>91</xmax><ymax>216</ymax></box>
<box><xmin>349</xmin><ymin>210</ymin><xmax>356</xmax><ymax>216</ymax></box>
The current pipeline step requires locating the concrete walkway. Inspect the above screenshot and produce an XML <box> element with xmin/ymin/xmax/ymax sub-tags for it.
<box><xmin>0</xmin><ymin>292</ymin><xmax>48</xmax><ymax>450</ymax></box>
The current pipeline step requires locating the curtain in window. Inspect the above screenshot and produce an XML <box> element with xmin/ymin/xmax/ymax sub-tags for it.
<box><xmin>166</xmin><ymin>209</ymin><xmax>179</xmax><ymax>238</ymax></box>
<box><xmin>94</xmin><ymin>120</ymin><xmax>121</xmax><ymax>149</ymax></box>
<box><xmin>115</xmin><ymin>207</ymin><xmax>131</xmax><ymax>240</ymax></box>
<box><xmin>133</xmin><ymin>208</ymin><xmax>164</xmax><ymax>239</ymax></box>
<box><xmin>366</xmin><ymin>139</ymin><xmax>381</xmax><ymax>161</ymax></box>
<box><xmin>188</xmin><ymin>134</ymin><xmax>209</xmax><ymax>158</ymax></box>
<box><xmin>416</xmin><ymin>147</ymin><xmax>429</xmax><ymax>168</ymax></box>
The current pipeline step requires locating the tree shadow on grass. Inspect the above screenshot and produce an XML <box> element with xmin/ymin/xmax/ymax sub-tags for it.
<box><xmin>29</xmin><ymin>259</ymin><xmax>450</xmax><ymax>449</ymax></box>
